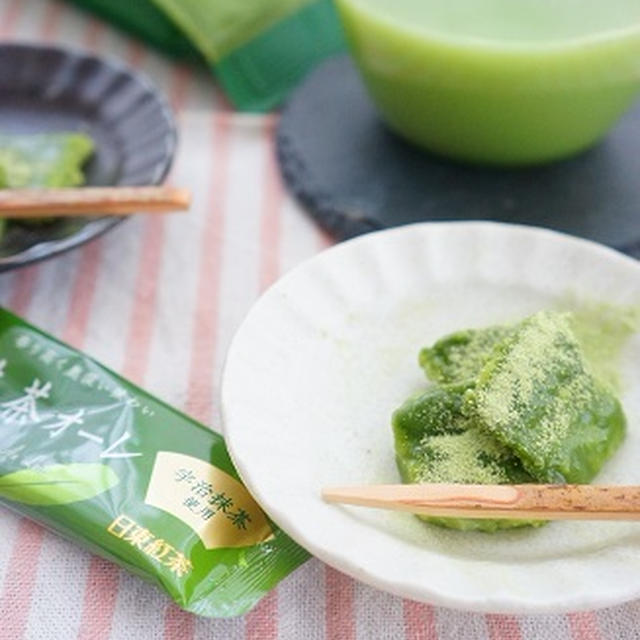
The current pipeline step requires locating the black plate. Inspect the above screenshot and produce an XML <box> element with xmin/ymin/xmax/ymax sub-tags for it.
<box><xmin>0</xmin><ymin>43</ymin><xmax>177</xmax><ymax>271</ymax></box>
<box><xmin>277</xmin><ymin>56</ymin><xmax>640</xmax><ymax>255</ymax></box>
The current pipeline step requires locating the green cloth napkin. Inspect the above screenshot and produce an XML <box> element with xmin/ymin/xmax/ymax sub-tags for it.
<box><xmin>65</xmin><ymin>0</ymin><xmax>345</xmax><ymax>111</ymax></box>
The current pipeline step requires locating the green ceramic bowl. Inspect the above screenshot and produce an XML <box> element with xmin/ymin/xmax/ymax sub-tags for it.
<box><xmin>335</xmin><ymin>0</ymin><xmax>640</xmax><ymax>166</ymax></box>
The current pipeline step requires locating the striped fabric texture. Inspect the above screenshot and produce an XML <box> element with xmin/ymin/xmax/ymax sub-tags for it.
<box><xmin>0</xmin><ymin>2</ymin><xmax>640</xmax><ymax>639</ymax></box>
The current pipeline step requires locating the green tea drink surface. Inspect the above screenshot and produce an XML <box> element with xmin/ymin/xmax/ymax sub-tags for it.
<box><xmin>336</xmin><ymin>0</ymin><xmax>640</xmax><ymax>164</ymax></box>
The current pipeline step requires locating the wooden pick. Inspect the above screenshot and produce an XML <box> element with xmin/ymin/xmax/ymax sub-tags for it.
<box><xmin>0</xmin><ymin>186</ymin><xmax>191</xmax><ymax>217</ymax></box>
<box><xmin>322</xmin><ymin>483</ymin><xmax>640</xmax><ymax>520</ymax></box>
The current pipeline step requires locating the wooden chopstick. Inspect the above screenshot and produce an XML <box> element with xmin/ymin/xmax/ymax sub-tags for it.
<box><xmin>322</xmin><ymin>484</ymin><xmax>640</xmax><ymax>520</ymax></box>
<box><xmin>0</xmin><ymin>186</ymin><xmax>191</xmax><ymax>217</ymax></box>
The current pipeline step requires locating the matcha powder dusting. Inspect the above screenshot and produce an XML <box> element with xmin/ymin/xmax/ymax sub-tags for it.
<box><xmin>393</xmin><ymin>304</ymin><xmax>637</xmax><ymax>532</ymax></box>
<box><xmin>467</xmin><ymin>311</ymin><xmax>625</xmax><ymax>484</ymax></box>
<box><xmin>569</xmin><ymin>302</ymin><xmax>640</xmax><ymax>392</ymax></box>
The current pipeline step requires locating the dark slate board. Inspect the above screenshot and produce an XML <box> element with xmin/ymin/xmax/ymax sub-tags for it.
<box><xmin>277</xmin><ymin>55</ymin><xmax>640</xmax><ymax>256</ymax></box>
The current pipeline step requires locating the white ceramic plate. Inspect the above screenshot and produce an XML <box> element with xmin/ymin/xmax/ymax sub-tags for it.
<box><xmin>221</xmin><ymin>222</ymin><xmax>640</xmax><ymax>613</ymax></box>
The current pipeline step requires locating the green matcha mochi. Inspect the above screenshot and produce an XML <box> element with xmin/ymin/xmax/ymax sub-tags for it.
<box><xmin>392</xmin><ymin>385</ymin><xmax>542</xmax><ymax>531</ymax></box>
<box><xmin>467</xmin><ymin>311</ymin><xmax>625</xmax><ymax>484</ymax></box>
<box><xmin>419</xmin><ymin>325</ymin><xmax>512</xmax><ymax>386</ymax></box>
<box><xmin>0</xmin><ymin>133</ymin><xmax>94</xmax><ymax>188</ymax></box>
<box><xmin>0</xmin><ymin>132</ymin><xmax>95</xmax><ymax>236</ymax></box>
<box><xmin>393</xmin><ymin>309</ymin><xmax>628</xmax><ymax>532</ymax></box>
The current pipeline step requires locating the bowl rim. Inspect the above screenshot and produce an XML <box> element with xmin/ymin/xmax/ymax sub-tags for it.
<box><xmin>336</xmin><ymin>0</ymin><xmax>640</xmax><ymax>54</ymax></box>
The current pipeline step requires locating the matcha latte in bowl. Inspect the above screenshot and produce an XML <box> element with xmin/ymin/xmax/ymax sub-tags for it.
<box><xmin>335</xmin><ymin>0</ymin><xmax>640</xmax><ymax>165</ymax></box>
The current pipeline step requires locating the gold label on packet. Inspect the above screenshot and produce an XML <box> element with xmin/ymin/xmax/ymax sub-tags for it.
<box><xmin>145</xmin><ymin>452</ymin><xmax>273</xmax><ymax>549</ymax></box>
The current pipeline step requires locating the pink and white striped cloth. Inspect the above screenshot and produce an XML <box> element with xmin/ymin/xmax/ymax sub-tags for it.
<box><xmin>0</xmin><ymin>2</ymin><xmax>640</xmax><ymax>638</ymax></box>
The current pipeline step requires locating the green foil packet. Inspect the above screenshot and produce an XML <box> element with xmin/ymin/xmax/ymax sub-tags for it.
<box><xmin>65</xmin><ymin>0</ymin><xmax>345</xmax><ymax>111</ymax></box>
<box><xmin>0</xmin><ymin>308</ymin><xmax>308</xmax><ymax>617</ymax></box>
